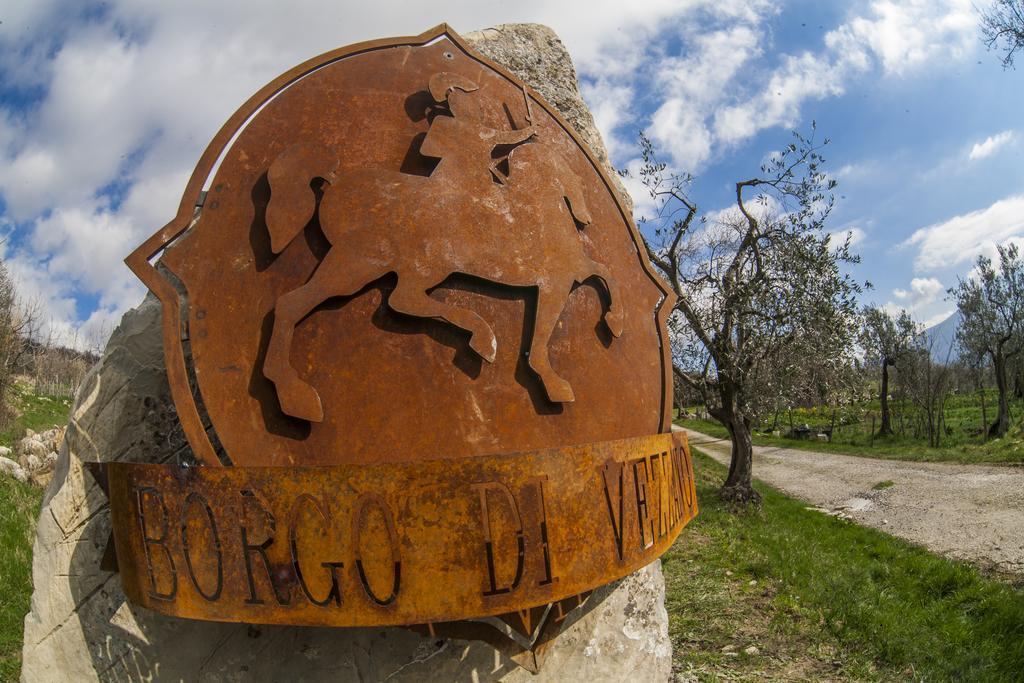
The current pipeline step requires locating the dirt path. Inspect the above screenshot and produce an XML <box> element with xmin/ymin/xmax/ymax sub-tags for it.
<box><xmin>678</xmin><ymin>427</ymin><xmax>1024</xmax><ymax>574</ymax></box>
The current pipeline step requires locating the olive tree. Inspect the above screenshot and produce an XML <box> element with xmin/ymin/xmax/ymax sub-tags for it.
<box><xmin>901</xmin><ymin>336</ymin><xmax>955</xmax><ymax>447</ymax></box>
<box><xmin>860</xmin><ymin>306</ymin><xmax>918</xmax><ymax>436</ymax></box>
<box><xmin>0</xmin><ymin>259</ymin><xmax>42</xmax><ymax>426</ymax></box>
<box><xmin>635</xmin><ymin>126</ymin><xmax>862</xmax><ymax>503</ymax></box>
<box><xmin>979</xmin><ymin>0</ymin><xmax>1024</xmax><ymax>68</ymax></box>
<box><xmin>950</xmin><ymin>244</ymin><xmax>1024</xmax><ymax>437</ymax></box>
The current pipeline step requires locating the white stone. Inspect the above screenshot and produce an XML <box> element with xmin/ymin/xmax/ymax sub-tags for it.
<box><xmin>17</xmin><ymin>437</ymin><xmax>48</xmax><ymax>459</ymax></box>
<box><xmin>21</xmin><ymin>24</ymin><xmax>672</xmax><ymax>683</ymax></box>
<box><xmin>0</xmin><ymin>456</ymin><xmax>27</xmax><ymax>483</ymax></box>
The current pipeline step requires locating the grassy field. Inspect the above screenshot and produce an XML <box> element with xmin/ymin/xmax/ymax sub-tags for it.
<box><xmin>679</xmin><ymin>389</ymin><xmax>1024</xmax><ymax>464</ymax></box>
<box><xmin>0</xmin><ymin>476</ymin><xmax>42</xmax><ymax>680</ymax></box>
<box><xmin>678</xmin><ymin>416</ymin><xmax>1024</xmax><ymax>464</ymax></box>
<box><xmin>0</xmin><ymin>380</ymin><xmax>70</xmax><ymax>680</ymax></box>
<box><xmin>667</xmin><ymin>450</ymin><xmax>1024</xmax><ymax>681</ymax></box>
<box><xmin>0</xmin><ymin>382</ymin><xmax>72</xmax><ymax>450</ymax></box>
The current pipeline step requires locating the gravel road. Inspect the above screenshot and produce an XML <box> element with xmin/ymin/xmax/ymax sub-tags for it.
<box><xmin>678</xmin><ymin>426</ymin><xmax>1024</xmax><ymax>574</ymax></box>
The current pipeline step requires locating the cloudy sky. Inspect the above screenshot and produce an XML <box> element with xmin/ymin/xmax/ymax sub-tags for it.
<box><xmin>0</xmin><ymin>0</ymin><xmax>1021</xmax><ymax>347</ymax></box>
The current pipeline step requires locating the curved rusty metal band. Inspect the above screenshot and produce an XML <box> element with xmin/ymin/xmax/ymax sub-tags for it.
<box><xmin>98</xmin><ymin>431</ymin><xmax>696</xmax><ymax>627</ymax></box>
<box><xmin>124</xmin><ymin>24</ymin><xmax>678</xmax><ymax>468</ymax></box>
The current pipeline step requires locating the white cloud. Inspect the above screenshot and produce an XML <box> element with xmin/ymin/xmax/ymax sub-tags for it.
<box><xmin>709</xmin><ymin>0</ymin><xmax>976</xmax><ymax>151</ymax></box>
<box><xmin>656</xmin><ymin>25</ymin><xmax>763</xmax><ymax>105</ymax></box>
<box><xmin>0</xmin><ymin>0</ymin><xmax>985</xmax><ymax>349</ymax></box>
<box><xmin>902</xmin><ymin>194</ymin><xmax>1024</xmax><ymax>271</ymax></box>
<box><xmin>893</xmin><ymin>276</ymin><xmax>944</xmax><ymax>308</ymax></box>
<box><xmin>580</xmin><ymin>79</ymin><xmax>635</xmax><ymax>161</ymax></box>
<box><xmin>715</xmin><ymin>52</ymin><xmax>848</xmax><ymax>144</ymax></box>
<box><xmin>0</xmin><ymin>0</ymin><xmax>718</xmax><ymax>349</ymax></box>
<box><xmin>969</xmin><ymin>130</ymin><xmax>1016</xmax><ymax>161</ymax></box>
<box><xmin>882</xmin><ymin>277</ymin><xmax>949</xmax><ymax>330</ymax></box>
<box><xmin>828</xmin><ymin>226</ymin><xmax>866</xmax><ymax>247</ymax></box>
<box><xmin>825</xmin><ymin>0</ymin><xmax>974</xmax><ymax>76</ymax></box>
<box><xmin>647</xmin><ymin>23</ymin><xmax>766</xmax><ymax>168</ymax></box>
<box><xmin>649</xmin><ymin>98</ymin><xmax>715</xmax><ymax>170</ymax></box>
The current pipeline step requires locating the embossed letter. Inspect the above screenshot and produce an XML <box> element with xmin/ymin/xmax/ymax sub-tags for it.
<box><xmin>289</xmin><ymin>493</ymin><xmax>343</xmax><ymax>607</ymax></box>
<box><xmin>473</xmin><ymin>482</ymin><xmax>525</xmax><ymax>596</ymax></box>
<box><xmin>632</xmin><ymin>457</ymin><xmax>655</xmax><ymax>550</ymax></box>
<box><xmin>528</xmin><ymin>475</ymin><xmax>557</xmax><ymax>586</ymax></box>
<box><xmin>652</xmin><ymin>451</ymin><xmax>670</xmax><ymax>538</ymax></box>
<box><xmin>180</xmin><ymin>491</ymin><xmax>223</xmax><ymax>602</ymax></box>
<box><xmin>352</xmin><ymin>493</ymin><xmax>401</xmax><ymax>606</ymax></box>
<box><xmin>136</xmin><ymin>486</ymin><xmax>177</xmax><ymax>601</ymax></box>
<box><xmin>240</xmin><ymin>489</ymin><xmax>291</xmax><ymax>605</ymax></box>
<box><xmin>601</xmin><ymin>460</ymin><xmax>626</xmax><ymax>562</ymax></box>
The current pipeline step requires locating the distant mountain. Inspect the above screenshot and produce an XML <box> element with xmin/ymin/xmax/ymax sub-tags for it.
<box><xmin>922</xmin><ymin>311</ymin><xmax>961</xmax><ymax>363</ymax></box>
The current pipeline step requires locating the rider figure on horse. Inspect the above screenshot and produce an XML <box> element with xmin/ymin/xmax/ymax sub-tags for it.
<box><xmin>421</xmin><ymin>72</ymin><xmax>537</xmax><ymax>186</ymax></box>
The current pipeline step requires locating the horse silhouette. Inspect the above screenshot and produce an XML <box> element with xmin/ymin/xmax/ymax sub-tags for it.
<box><xmin>262</xmin><ymin>117</ymin><xmax>623</xmax><ymax>422</ymax></box>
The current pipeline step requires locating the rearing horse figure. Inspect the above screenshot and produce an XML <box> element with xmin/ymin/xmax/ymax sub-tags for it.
<box><xmin>262</xmin><ymin>74</ymin><xmax>623</xmax><ymax>422</ymax></box>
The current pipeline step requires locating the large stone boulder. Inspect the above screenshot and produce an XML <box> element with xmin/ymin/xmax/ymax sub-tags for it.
<box><xmin>15</xmin><ymin>426</ymin><xmax>64</xmax><ymax>487</ymax></box>
<box><xmin>21</xmin><ymin>24</ymin><xmax>671</xmax><ymax>682</ymax></box>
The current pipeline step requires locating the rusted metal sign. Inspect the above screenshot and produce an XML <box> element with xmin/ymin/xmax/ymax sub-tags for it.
<box><xmin>93</xmin><ymin>24</ymin><xmax>696</xmax><ymax>667</ymax></box>
<box><xmin>103</xmin><ymin>433</ymin><xmax>695</xmax><ymax>625</ymax></box>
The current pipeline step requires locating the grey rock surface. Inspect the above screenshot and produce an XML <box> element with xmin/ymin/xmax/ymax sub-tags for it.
<box><xmin>21</xmin><ymin>24</ymin><xmax>671</xmax><ymax>683</ymax></box>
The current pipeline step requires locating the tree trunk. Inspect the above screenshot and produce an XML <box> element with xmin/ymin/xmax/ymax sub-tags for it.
<box><xmin>878</xmin><ymin>359</ymin><xmax>893</xmax><ymax>436</ymax></box>
<box><xmin>991</xmin><ymin>352</ymin><xmax>1011</xmax><ymax>438</ymax></box>
<box><xmin>980</xmin><ymin>387</ymin><xmax>988</xmax><ymax>442</ymax></box>
<box><xmin>719</xmin><ymin>412</ymin><xmax>761</xmax><ymax>504</ymax></box>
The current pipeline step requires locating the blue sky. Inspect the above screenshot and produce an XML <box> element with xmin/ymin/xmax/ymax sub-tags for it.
<box><xmin>0</xmin><ymin>0</ymin><xmax>1020</xmax><ymax>347</ymax></box>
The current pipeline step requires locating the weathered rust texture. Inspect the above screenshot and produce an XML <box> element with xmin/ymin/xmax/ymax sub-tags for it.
<box><xmin>110</xmin><ymin>24</ymin><xmax>692</xmax><ymax>644</ymax></box>
<box><xmin>127</xmin><ymin>24</ymin><xmax>676</xmax><ymax>468</ymax></box>
<box><xmin>99</xmin><ymin>431</ymin><xmax>696</xmax><ymax>627</ymax></box>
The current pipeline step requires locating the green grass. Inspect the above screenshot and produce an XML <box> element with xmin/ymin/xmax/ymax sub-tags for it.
<box><xmin>0</xmin><ymin>380</ymin><xmax>69</xmax><ymax>681</ymax></box>
<box><xmin>871</xmin><ymin>480</ymin><xmax>895</xmax><ymax>491</ymax></box>
<box><xmin>666</xmin><ymin>450</ymin><xmax>1024</xmax><ymax>681</ymax></box>
<box><xmin>678</xmin><ymin>416</ymin><xmax>1024</xmax><ymax>464</ymax></box>
<box><xmin>0</xmin><ymin>476</ymin><xmax>42</xmax><ymax>680</ymax></box>
<box><xmin>0</xmin><ymin>382</ymin><xmax>72</xmax><ymax>450</ymax></box>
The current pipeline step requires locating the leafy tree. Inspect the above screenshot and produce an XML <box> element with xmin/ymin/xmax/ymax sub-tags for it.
<box><xmin>950</xmin><ymin>244</ymin><xmax>1024</xmax><ymax>437</ymax></box>
<box><xmin>860</xmin><ymin>306</ymin><xmax>918</xmax><ymax>436</ymax></box>
<box><xmin>635</xmin><ymin>125</ymin><xmax>862</xmax><ymax>503</ymax></box>
<box><xmin>979</xmin><ymin>0</ymin><xmax>1024</xmax><ymax>68</ymax></box>
<box><xmin>901</xmin><ymin>336</ymin><xmax>955</xmax><ymax>448</ymax></box>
